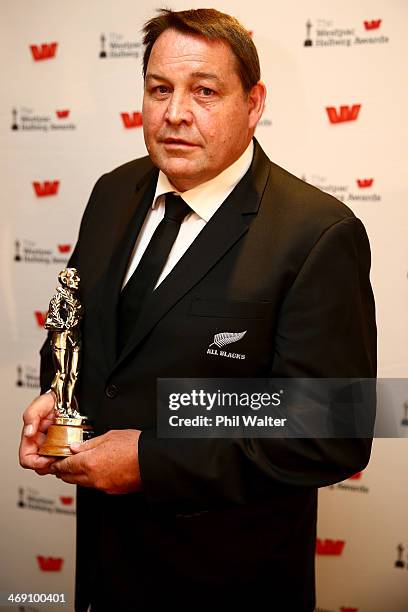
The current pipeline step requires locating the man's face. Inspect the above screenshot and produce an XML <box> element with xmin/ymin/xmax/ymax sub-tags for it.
<box><xmin>143</xmin><ymin>29</ymin><xmax>260</xmax><ymax>191</ymax></box>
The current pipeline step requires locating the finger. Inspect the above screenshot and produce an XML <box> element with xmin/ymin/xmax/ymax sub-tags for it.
<box><xmin>26</xmin><ymin>454</ymin><xmax>56</xmax><ymax>471</ymax></box>
<box><xmin>19</xmin><ymin>429</ymin><xmax>53</xmax><ymax>468</ymax></box>
<box><xmin>70</xmin><ymin>433</ymin><xmax>106</xmax><ymax>453</ymax></box>
<box><xmin>22</xmin><ymin>392</ymin><xmax>55</xmax><ymax>437</ymax></box>
<box><xmin>19</xmin><ymin>430</ymin><xmax>48</xmax><ymax>469</ymax></box>
<box><xmin>50</xmin><ymin>454</ymin><xmax>82</xmax><ymax>475</ymax></box>
<box><xmin>35</xmin><ymin>463</ymin><xmax>57</xmax><ymax>476</ymax></box>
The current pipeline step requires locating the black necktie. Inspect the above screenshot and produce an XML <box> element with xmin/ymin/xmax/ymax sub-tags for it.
<box><xmin>117</xmin><ymin>192</ymin><xmax>191</xmax><ymax>353</ymax></box>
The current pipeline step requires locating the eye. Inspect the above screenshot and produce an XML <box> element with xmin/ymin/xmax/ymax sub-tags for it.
<box><xmin>150</xmin><ymin>85</ymin><xmax>170</xmax><ymax>97</ymax></box>
<box><xmin>155</xmin><ymin>85</ymin><xmax>170</xmax><ymax>95</ymax></box>
<box><xmin>198</xmin><ymin>87</ymin><xmax>215</xmax><ymax>96</ymax></box>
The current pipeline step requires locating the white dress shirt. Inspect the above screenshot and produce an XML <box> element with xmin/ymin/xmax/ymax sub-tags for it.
<box><xmin>122</xmin><ymin>139</ymin><xmax>254</xmax><ymax>289</ymax></box>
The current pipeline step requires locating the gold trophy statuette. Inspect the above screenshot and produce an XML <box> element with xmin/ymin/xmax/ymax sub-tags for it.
<box><xmin>39</xmin><ymin>268</ymin><xmax>93</xmax><ymax>456</ymax></box>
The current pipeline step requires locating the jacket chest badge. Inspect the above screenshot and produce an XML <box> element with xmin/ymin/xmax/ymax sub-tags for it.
<box><xmin>207</xmin><ymin>331</ymin><xmax>247</xmax><ymax>360</ymax></box>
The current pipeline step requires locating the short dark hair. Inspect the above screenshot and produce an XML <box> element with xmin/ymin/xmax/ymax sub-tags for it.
<box><xmin>142</xmin><ymin>8</ymin><xmax>260</xmax><ymax>92</ymax></box>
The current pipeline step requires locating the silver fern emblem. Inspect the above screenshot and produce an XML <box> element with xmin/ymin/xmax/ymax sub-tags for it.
<box><xmin>210</xmin><ymin>331</ymin><xmax>247</xmax><ymax>349</ymax></box>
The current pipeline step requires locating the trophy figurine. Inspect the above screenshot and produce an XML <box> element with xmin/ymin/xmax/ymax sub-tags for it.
<box><xmin>39</xmin><ymin>268</ymin><xmax>93</xmax><ymax>456</ymax></box>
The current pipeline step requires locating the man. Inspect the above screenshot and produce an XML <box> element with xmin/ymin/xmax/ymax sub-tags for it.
<box><xmin>19</xmin><ymin>8</ymin><xmax>376</xmax><ymax>611</ymax></box>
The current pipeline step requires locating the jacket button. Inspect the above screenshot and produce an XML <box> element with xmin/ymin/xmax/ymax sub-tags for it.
<box><xmin>105</xmin><ymin>384</ymin><xmax>119</xmax><ymax>399</ymax></box>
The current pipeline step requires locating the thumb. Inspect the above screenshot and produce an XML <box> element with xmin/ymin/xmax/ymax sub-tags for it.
<box><xmin>70</xmin><ymin>432</ymin><xmax>102</xmax><ymax>453</ymax></box>
<box><xmin>23</xmin><ymin>391</ymin><xmax>55</xmax><ymax>437</ymax></box>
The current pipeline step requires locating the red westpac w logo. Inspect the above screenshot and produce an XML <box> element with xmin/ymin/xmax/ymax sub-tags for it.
<box><xmin>316</xmin><ymin>538</ymin><xmax>345</xmax><ymax>555</ymax></box>
<box><xmin>33</xmin><ymin>181</ymin><xmax>60</xmax><ymax>197</ymax></box>
<box><xmin>349</xmin><ymin>471</ymin><xmax>363</xmax><ymax>479</ymax></box>
<box><xmin>34</xmin><ymin>311</ymin><xmax>47</xmax><ymax>327</ymax></box>
<box><xmin>58</xmin><ymin>244</ymin><xmax>72</xmax><ymax>254</ymax></box>
<box><xmin>356</xmin><ymin>179</ymin><xmax>374</xmax><ymax>188</ymax></box>
<box><xmin>326</xmin><ymin>105</ymin><xmax>361</xmax><ymax>124</ymax></box>
<box><xmin>36</xmin><ymin>556</ymin><xmax>64</xmax><ymax>572</ymax></box>
<box><xmin>341</xmin><ymin>607</ymin><xmax>358</xmax><ymax>612</ymax></box>
<box><xmin>121</xmin><ymin>112</ymin><xmax>143</xmax><ymax>128</ymax></box>
<box><xmin>364</xmin><ymin>19</ymin><xmax>381</xmax><ymax>30</ymax></box>
<box><xmin>60</xmin><ymin>496</ymin><xmax>74</xmax><ymax>505</ymax></box>
<box><xmin>30</xmin><ymin>43</ymin><xmax>58</xmax><ymax>61</ymax></box>
<box><xmin>56</xmin><ymin>109</ymin><xmax>70</xmax><ymax>119</ymax></box>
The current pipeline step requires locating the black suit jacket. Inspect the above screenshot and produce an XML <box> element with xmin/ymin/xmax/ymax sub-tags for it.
<box><xmin>40</xmin><ymin>139</ymin><xmax>376</xmax><ymax>611</ymax></box>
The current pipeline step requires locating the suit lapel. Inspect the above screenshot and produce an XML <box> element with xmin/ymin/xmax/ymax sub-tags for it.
<box><xmin>96</xmin><ymin>167</ymin><xmax>158</xmax><ymax>372</ymax></box>
<box><xmin>111</xmin><ymin>140</ymin><xmax>271</xmax><ymax>374</ymax></box>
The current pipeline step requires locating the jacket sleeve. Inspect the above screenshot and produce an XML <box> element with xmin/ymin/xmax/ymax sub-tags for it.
<box><xmin>138</xmin><ymin>215</ymin><xmax>377</xmax><ymax>513</ymax></box>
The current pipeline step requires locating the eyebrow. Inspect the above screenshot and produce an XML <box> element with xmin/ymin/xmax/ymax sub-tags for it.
<box><xmin>146</xmin><ymin>71</ymin><xmax>222</xmax><ymax>83</ymax></box>
<box><xmin>190</xmin><ymin>71</ymin><xmax>222</xmax><ymax>82</ymax></box>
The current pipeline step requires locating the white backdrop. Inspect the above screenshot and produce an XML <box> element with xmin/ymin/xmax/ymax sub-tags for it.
<box><xmin>1</xmin><ymin>1</ymin><xmax>407</xmax><ymax>610</ymax></box>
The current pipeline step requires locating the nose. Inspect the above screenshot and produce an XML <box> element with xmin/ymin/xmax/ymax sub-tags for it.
<box><xmin>164</xmin><ymin>90</ymin><xmax>193</xmax><ymax>126</ymax></box>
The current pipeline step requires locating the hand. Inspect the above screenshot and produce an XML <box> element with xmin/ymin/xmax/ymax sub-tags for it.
<box><xmin>50</xmin><ymin>429</ymin><xmax>143</xmax><ymax>494</ymax></box>
<box><xmin>19</xmin><ymin>392</ymin><xmax>58</xmax><ymax>475</ymax></box>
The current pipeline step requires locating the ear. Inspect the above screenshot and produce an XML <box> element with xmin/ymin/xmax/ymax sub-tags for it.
<box><xmin>247</xmin><ymin>81</ymin><xmax>267</xmax><ymax>130</ymax></box>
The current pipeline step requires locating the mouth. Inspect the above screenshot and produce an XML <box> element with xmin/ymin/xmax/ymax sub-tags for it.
<box><xmin>162</xmin><ymin>138</ymin><xmax>198</xmax><ymax>147</ymax></box>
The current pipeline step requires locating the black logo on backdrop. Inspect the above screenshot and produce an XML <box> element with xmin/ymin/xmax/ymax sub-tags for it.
<box><xmin>304</xmin><ymin>20</ymin><xmax>313</xmax><ymax>46</ymax></box>
<box><xmin>395</xmin><ymin>543</ymin><xmax>406</xmax><ymax>568</ymax></box>
<box><xmin>98</xmin><ymin>33</ymin><xmax>141</xmax><ymax>58</ymax></box>
<box><xmin>302</xmin><ymin>18</ymin><xmax>389</xmax><ymax>48</ymax></box>
<box><xmin>12</xmin><ymin>108</ymin><xmax>18</xmax><ymax>130</ymax></box>
<box><xmin>16</xmin><ymin>365</ymin><xmax>40</xmax><ymax>389</ymax></box>
<box><xmin>10</xmin><ymin>107</ymin><xmax>76</xmax><ymax>131</ymax></box>
<box><xmin>99</xmin><ymin>34</ymin><xmax>107</xmax><ymax>58</ymax></box>
<box><xmin>15</xmin><ymin>240</ymin><xmax>22</xmax><ymax>261</ymax></box>
<box><xmin>17</xmin><ymin>486</ymin><xmax>75</xmax><ymax>515</ymax></box>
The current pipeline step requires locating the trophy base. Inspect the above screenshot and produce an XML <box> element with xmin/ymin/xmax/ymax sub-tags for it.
<box><xmin>39</xmin><ymin>418</ymin><xmax>94</xmax><ymax>457</ymax></box>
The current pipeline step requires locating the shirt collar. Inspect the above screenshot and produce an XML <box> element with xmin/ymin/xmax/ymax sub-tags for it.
<box><xmin>152</xmin><ymin>139</ymin><xmax>254</xmax><ymax>222</ymax></box>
